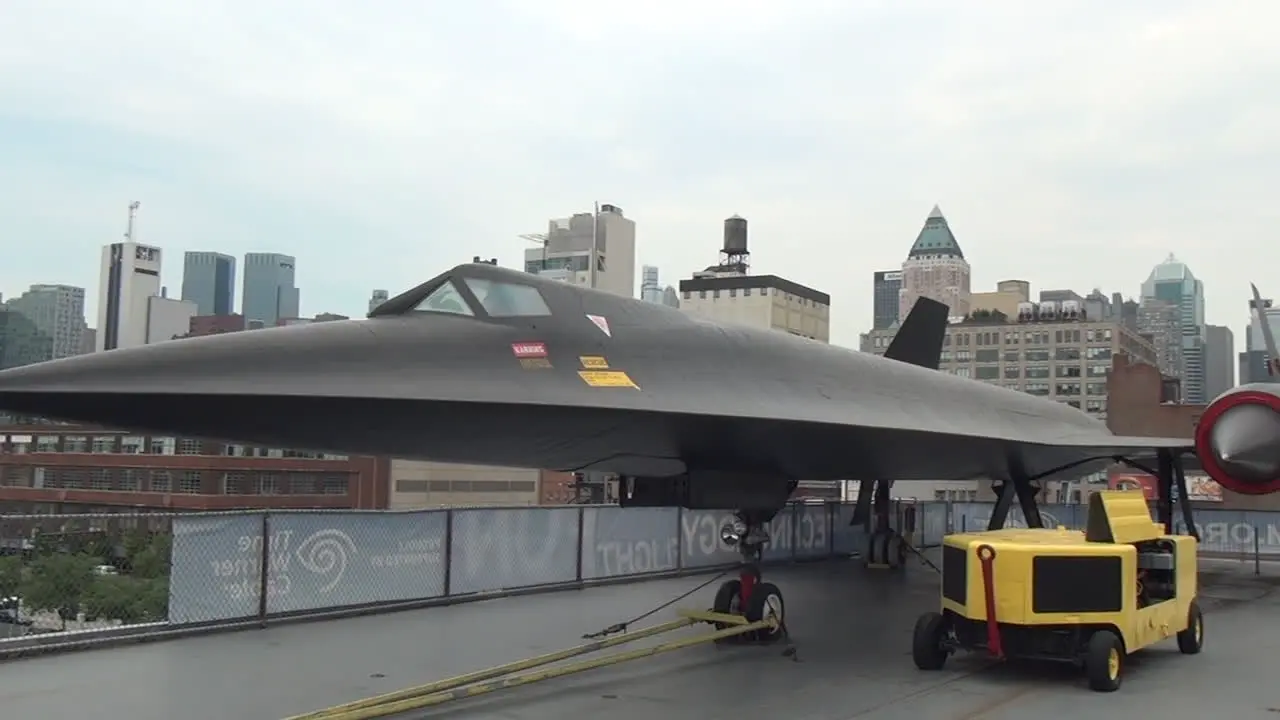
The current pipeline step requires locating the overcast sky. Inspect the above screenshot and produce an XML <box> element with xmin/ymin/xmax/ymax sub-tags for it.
<box><xmin>2</xmin><ymin>1</ymin><xmax>1276</xmax><ymax>352</ymax></box>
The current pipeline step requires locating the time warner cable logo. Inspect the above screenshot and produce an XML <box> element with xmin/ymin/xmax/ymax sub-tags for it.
<box><xmin>294</xmin><ymin>529</ymin><xmax>358</xmax><ymax>594</ymax></box>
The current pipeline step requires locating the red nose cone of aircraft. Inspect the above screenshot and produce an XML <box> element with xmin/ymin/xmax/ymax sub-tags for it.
<box><xmin>1195</xmin><ymin>386</ymin><xmax>1280</xmax><ymax>495</ymax></box>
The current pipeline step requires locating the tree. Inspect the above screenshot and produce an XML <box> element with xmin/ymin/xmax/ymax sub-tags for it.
<box><xmin>83</xmin><ymin>575</ymin><xmax>167</xmax><ymax>624</ymax></box>
<box><xmin>0</xmin><ymin>555</ymin><xmax>22</xmax><ymax>600</ymax></box>
<box><xmin>21</xmin><ymin>553</ymin><xmax>98</xmax><ymax>629</ymax></box>
<box><xmin>122</xmin><ymin>531</ymin><xmax>170</xmax><ymax>579</ymax></box>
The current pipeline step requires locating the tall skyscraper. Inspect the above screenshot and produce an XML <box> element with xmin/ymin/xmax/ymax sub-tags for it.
<box><xmin>898</xmin><ymin>205</ymin><xmax>971</xmax><ymax>320</ymax></box>
<box><xmin>872</xmin><ymin>270</ymin><xmax>902</xmax><ymax>329</ymax></box>
<box><xmin>1137</xmin><ymin>299</ymin><xmax>1182</xmax><ymax>380</ymax></box>
<box><xmin>181</xmin><ymin>251</ymin><xmax>236</xmax><ymax>316</ymax></box>
<box><xmin>1203</xmin><ymin>324</ymin><xmax>1235</xmax><ymax>401</ymax></box>
<box><xmin>97</xmin><ymin>242</ymin><xmax>162</xmax><ymax>351</ymax></box>
<box><xmin>1140</xmin><ymin>254</ymin><xmax>1206</xmax><ymax>403</ymax></box>
<box><xmin>242</xmin><ymin>253</ymin><xmax>299</xmax><ymax>327</ymax></box>
<box><xmin>640</xmin><ymin>265</ymin><xmax>680</xmax><ymax>308</ymax></box>
<box><xmin>524</xmin><ymin>203</ymin><xmax>637</xmax><ymax>298</ymax></box>
<box><xmin>0</xmin><ymin>308</ymin><xmax>52</xmax><ymax>370</ymax></box>
<box><xmin>640</xmin><ymin>265</ymin><xmax>661</xmax><ymax>302</ymax></box>
<box><xmin>368</xmin><ymin>289</ymin><xmax>389</xmax><ymax>315</ymax></box>
<box><xmin>4</xmin><ymin>284</ymin><xmax>87</xmax><ymax>359</ymax></box>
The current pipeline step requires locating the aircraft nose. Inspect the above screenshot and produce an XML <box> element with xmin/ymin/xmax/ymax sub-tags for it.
<box><xmin>0</xmin><ymin>319</ymin><xmax>382</xmax><ymax>403</ymax></box>
<box><xmin>1209</xmin><ymin>403</ymin><xmax>1280</xmax><ymax>483</ymax></box>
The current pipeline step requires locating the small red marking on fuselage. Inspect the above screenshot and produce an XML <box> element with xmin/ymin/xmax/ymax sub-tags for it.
<box><xmin>511</xmin><ymin>342</ymin><xmax>548</xmax><ymax>359</ymax></box>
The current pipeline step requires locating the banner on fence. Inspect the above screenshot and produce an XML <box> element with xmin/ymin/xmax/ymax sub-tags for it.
<box><xmin>159</xmin><ymin>499</ymin><xmax>1280</xmax><ymax>632</ymax></box>
<box><xmin>449</xmin><ymin>507</ymin><xmax>580</xmax><ymax>595</ymax></box>
<box><xmin>169</xmin><ymin>511</ymin><xmax>450</xmax><ymax>623</ymax></box>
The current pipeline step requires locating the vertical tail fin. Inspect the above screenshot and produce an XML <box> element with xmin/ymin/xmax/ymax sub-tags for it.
<box><xmin>1251</xmin><ymin>283</ymin><xmax>1280</xmax><ymax>377</ymax></box>
<box><xmin>883</xmin><ymin>297</ymin><xmax>950</xmax><ymax>370</ymax></box>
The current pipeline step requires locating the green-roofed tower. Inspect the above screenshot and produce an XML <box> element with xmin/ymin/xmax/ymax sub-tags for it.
<box><xmin>907</xmin><ymin>205</ymin><xmax>965</xmax><ymax>259</ymax></box>
<box><xmin>898</xmin><ymin>204</ymin><xmax>972</xmax><ymax>321</ymax></box>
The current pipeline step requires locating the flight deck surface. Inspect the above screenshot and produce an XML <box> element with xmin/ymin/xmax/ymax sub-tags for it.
<box><xmin>0</xmin><ymin>558</ymin><xmax>1277</xmax><ymax>720</ymax></box>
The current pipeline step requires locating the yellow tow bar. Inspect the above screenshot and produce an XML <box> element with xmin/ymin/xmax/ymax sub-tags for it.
<box><xmin>283</xmin><ymin>609</ymin><xmax>775</xmax><ymax>720</ymax></box>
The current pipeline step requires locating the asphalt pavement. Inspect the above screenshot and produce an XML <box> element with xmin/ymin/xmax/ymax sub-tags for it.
<box><xmin>0</xmin><ymin>556</ymin><xmax>1276</xmax><ymax>720</ymax></box>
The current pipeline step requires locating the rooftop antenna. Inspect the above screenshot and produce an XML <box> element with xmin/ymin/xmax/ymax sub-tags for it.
<box><xmin>125</xmin><ymin>201</ymin><xmax>141</xmax><ymax>242</ymax></box>
<box><xmin>519</xmin><ymin>232</ymin><xmax>549</xmax><ymax>269</ymax></box>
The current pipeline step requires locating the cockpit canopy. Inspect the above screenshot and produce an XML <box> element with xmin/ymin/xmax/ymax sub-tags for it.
<box><xmin>414</xmin><ymin>276</ymin><xmax>552</xmax><ymax>318</ymax></box>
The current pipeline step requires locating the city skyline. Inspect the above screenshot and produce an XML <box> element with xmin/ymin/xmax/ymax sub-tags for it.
<box><xmin>0</xmin><ymin>207</ymin><xmax>1258</xmax><ymax>365</ymax></box>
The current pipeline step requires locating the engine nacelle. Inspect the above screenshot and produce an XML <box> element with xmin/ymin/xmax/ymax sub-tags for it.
<box><xmin>1195</xmin><ymin>384</ymin><xmax>1280</xmax><ymax>495</ymax></box>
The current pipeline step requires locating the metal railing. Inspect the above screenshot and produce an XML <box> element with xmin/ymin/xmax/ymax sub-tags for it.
<box><xmin>0</xmin><ymin>499</ymin><xmax>1275</xmax><ymax>657</ymax></box>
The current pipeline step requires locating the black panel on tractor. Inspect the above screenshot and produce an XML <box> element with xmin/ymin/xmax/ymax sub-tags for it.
<box><xmin>1032</xmin><ymin>556</ymin><xmax>1123</xmax><ymax>613</ymax></box>
<box><xmin>942</xmin><ymin>545</ymin><xmax>967</xmax><ymax>605</ymax></box>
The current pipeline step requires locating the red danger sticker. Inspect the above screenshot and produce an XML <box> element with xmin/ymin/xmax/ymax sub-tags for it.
<box><xmin>511</xmin><ymin>342</ymin><xmax>548</xmax><ymax>359</ymax></box>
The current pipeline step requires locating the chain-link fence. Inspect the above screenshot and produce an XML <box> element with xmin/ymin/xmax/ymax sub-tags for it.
<box><xmin>1</xmin><ymin>499</ymin><xmax>1277</xmax><ymax>653</ymax></box>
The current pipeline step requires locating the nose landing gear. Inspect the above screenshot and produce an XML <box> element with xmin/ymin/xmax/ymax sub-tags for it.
<box><xmin>710</xmin><ymin>515</ymin><xmax>788</xmax><ymax>645</ymax></box>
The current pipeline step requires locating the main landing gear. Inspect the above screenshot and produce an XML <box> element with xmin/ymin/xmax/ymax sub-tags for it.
<box><xmin>710</xmin><ymin>511</ymin><xmax>788</xmax><ymax>645</ymax></box>
<box><xmin>854</xmin><ymin>479</ymin><xmax>909</xmax><ymax>569</ymax></box>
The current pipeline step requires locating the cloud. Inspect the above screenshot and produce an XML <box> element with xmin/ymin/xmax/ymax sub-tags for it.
<box><xmin>0</xmin><ymin>0</ymin><xmax>1276</xmax><ymax>350</ymax></box>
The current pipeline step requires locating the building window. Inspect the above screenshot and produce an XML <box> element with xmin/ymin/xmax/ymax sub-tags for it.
<box><xmin>178</xmin><ymin>438</ymin><xmax>203</xmax><ymax>455</ymax></box>
<box><xmin>90</xmin><ymin>468</ymin><xmax>113</xmax><ymax>490</ymax></box>
<box><xmin>1087</xmin><ymin>347</ymin><xmax>1112</xmax><ymax>360</ymax></box>
<box><xmin>259</xmin><ymin>474</ymin><xmax>280</xmax><ymax>495</ymax></box>
<box><xmin>178</xmin><ymin>471</ymin><xmax>202</xmax><ymax>493</ymax></box>
<box><xmin>91</xmin><ymin>436</ymin><xmax>116</xmax><ymax>453</ymax></box>
<box><xmin>63</xmin><ymin>436</ymin><xmax>88</xmax><ymax>452</ymax></box>
<box><xmin>322</xmin><ymin>474</ymin><xmax>349</xmax><ymax>495</ymax></box>
<box><xmin>149</xmin><ymin>470</ymin><xmax>172</xmax><ymax>492</ymax></box>
<box><xmin>35</xmin><ymin>436</ymin><xmax>59</xmax><ymax>452</ymax></box>
<box><xmin>1055</xmin><ymin>365</ymin><xmax>1082</xmax><ymax>378</ymax></box>
<box><xmin>290</xmin><ymin>473</ymin><xmax>317</xmax><ymax>494</ymax></box>
<box><xmin>119</xmin><ymin>469</ymin><xmax>141</xmax><ymax>491</ymax></box>
<box><xmin>975</xmin><ymin>349</ymin><xmax>999</xmax><ymax>363</ymax></box>
<box><xmin>151</xmin><ymin>437</ymin><xmax>176</xmax><ymax>455</ymax></box>
<box><xmin>975</xmin><ymin>366</ymin><xmax>1000</xmax><ymax>380</ymax></box>
<box><xmin>120</xmin><ymin>436</ymin><xmax>146</xmax><ymax>454</ymax></box>
<box><xmin>62</xmin><ymin>469</ymin><xmax>87</xmax><ymax>489</ymax></box>
<box><xmin>1054</xmin><ymin>347</ymin><xmax>1081</xmax><ymax>362</ymax></box>
<box><xmin>223</xmin><ymin>472</ymin><xmax>248</xmax><ymax>494</ymax></box>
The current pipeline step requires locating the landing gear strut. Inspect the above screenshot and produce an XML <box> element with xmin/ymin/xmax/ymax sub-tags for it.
<box><xmin>711</xmin><ymin>511</ymin><xmax>787</xmax><ymax>644</ymax></box>
<box><xmin>853</xmin><ymin>480</ymin><xmax>908</xmax><ymax>569</ymax></box>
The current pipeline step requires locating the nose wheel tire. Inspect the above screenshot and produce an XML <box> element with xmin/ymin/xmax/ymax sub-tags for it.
<box><xmin>744</xmin><ymin>581</ymin><xmax>786</xmax><ymax>645</ymax></box>
<box><xmin>711</xmin><ymin>579</ymin><xmax>785</xmax><ymax>645</ymax></box>
<box><xmin>1177</xmin><ymin>600</ymin><xmax>1204</xmax><ymax>655</ymax></box>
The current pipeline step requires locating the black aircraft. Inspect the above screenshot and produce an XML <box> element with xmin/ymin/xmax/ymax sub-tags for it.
<box><xmin>1</xmin><ymin>262</ymin><xmax>1278</xmax><ymax>640</ymax></box>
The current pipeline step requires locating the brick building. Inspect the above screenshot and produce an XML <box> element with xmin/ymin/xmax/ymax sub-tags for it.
<box><xmin>0</xmin><ymin>411</ymin><xmax>389</xmax><ymax>514</ymax></box>
<box><xmin>1106</xmin><ymin>353</ymin><xmax>1280</xmax><ymax>510</ymax></box>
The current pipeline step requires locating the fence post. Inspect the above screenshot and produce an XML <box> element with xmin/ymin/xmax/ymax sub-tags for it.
<box><xmin>790</xmin><ymin>501</ymin><xmax>798</xmax><ymax>562</ymax></box>
<box><xmin>828</xmin><ymin>501</ymin><xmax>835</xmax><ymax>558</ymax></box>
<box><xmin>575</xmin><ymin>506</ymin><xmax>585</xmax><ymax>583</ymax></box>
<box><xmin>676</xmin><ymin>507</ymin><xmax>685</xmax><ymax>571</ymax></box>
<box><xmin>257</xmin><ymin>512</ymin><xmax>270</xmax><ymax>628</ymax></box>
<box><xmin>1255</xmin><ymin>525</ymin><xmax>1262</xmax><ymax>577</ymax></box>
<box><xmin>442</xmin><ymin>509</ymin><xmax>454</xmax><ymax>597</ymax></box>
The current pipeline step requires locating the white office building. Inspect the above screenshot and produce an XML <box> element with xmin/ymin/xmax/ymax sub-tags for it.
<box><xmin>97</xmin><ymin>242</ymin><xmax>163</xmax><ymax>352</ymax></box>
<box><xmin>145</xmin><ymin>293</ymin><xmax>198</xmax><ymax>344</ymax></box>
<box><xmin>524</xmin><ymin>204</ymin><xmax>637</xmax><ymax>298</ymax></box>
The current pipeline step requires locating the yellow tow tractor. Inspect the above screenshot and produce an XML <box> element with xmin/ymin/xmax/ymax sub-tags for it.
<box><xmin>911</xmin><ymin>490</ymin><xmax>1204</xmax><ymax>692</ymax></box>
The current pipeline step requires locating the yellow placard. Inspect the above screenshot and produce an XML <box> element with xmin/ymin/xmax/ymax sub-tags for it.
<box><xmin>579</xmin><ymin>355</ymin><xmax>609</xmax><ymax>369</ymax></box>
<box><xmin>578</xmin><ymin>370</ymin><xmax>638</xmax><ymax>389</ymax></box>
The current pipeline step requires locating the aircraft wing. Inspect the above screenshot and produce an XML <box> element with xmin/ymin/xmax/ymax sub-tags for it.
<box><xmin>0</xmin><ymin>263</ymin><xmax>1206</xmax><ymax>492</ymax></box>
